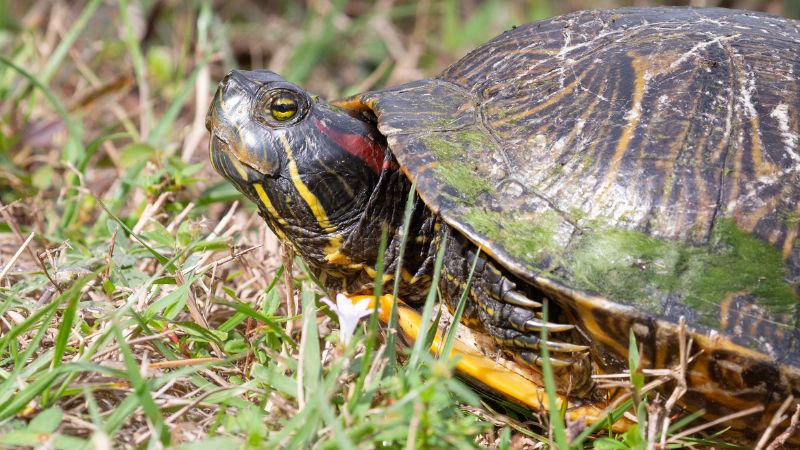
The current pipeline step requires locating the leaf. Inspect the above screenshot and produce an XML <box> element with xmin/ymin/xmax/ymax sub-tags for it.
<box><xmin>251</xmin><ymin>363</ymin><xmax>298</xmax><ymax>397</ymax></box>
<box><xmin>593</xmin><ymin>437</ymin><xmax>628</xmax><ymax>450</ymax></box>
<box><xmin>31</xmin><ymin>165</ymin><xmax>54</xmax><ymax>190</ymax></box>
<box><xmin>120</xmin><ymin>142</ymin><xmax>156</xmax><ymax>169</ymax></box>
<box><xmin>146</xmin><ymin>45</ymin><xmax>173</xmax><ymax>84</ymax></box>
<box><xmin>141</xmin><ymin>220</ymin><xmax>175</xmax><ymax>249</ymax></box>
<box><xmin>28</xmin><ymin>407</ymin><xmax>62</xmax><ymax>433</ymax></box>
<box><xmin>175</xmin><ymin>322</ymin><xmax>227</xmax><ymax>343</ymax></box>
<box><xmin>146</xmin><ymin>283</ymin><xmax>190</xmax><ymax>320</ymax></box>
<box><xmin>223</xmin><ymin>338</ymin><xmax>247</xmax><ymax>354</ymax></box>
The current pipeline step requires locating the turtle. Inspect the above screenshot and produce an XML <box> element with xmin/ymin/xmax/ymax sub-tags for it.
<box><xmin>206</xmin><ymin>7</ymin><xmax>800</xmax><ymax>439</ymax></box>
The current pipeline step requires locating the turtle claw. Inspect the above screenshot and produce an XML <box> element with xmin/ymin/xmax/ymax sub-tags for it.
<box><xmin>544</xmin><ymin>341</ymin><xmax>590</xmax><ymax>353</ymax></box>
<box><xmin>522</xmin><ymin>352</ymin><xmax>575</xmax><ymax>368</ymax></box>
<box><xmin>524</xmin><ymin>318</ymin><xmax>575</xmax><ymax>333</ymax></box>
<box><xmin>502</xmin><ymin>289</ymin><xmax>542</xmax><ymax>309</ymax></box>
<box><xmin>541</xmin><ymin>356</ymin><xmax>574</xmax><ymax>369</ymax></box>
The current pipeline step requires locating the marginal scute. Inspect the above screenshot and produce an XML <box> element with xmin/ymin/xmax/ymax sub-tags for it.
<box><xmin>364</xmin><ymin>80</ymin><xmax>478</xmax><ymax>136</ymax></box>
<box><xmin>366</xmin><ymin>7</ymin><xmax>800</xmax><ymax>362</ymax></box>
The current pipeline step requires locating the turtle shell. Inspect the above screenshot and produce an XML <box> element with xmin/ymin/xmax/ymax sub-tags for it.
<box><xmin>350</xmin><ymin>6</ymin><xmax>800</xmax><ymax>399</ymax></box>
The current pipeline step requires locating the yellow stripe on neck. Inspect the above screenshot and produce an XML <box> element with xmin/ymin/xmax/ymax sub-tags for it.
<box><xmin>253</xmin><ymin>183</ymin><xmax>288</xmax><ymax>240</ymax></box>
<box><xmin>278</xmin><ymin>133</ymin><xmax>336</xmax><ymax>233</ymax></box>
<box><xmin>277</xmin><ymin>133</ymin><xmax>357</xmax><ymax>269</ymax></box>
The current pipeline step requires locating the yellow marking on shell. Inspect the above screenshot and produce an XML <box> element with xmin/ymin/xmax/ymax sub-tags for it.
<box><xmin>719</xmin><ymin>293</ymin><xmax>735</xmax><ymax>330</ymax></box>
<box><xmin>747</xmin><ymin>116</ymin><xmax>771</xmax><ymax>178</ymax></box>
<box><xmin>601</xmin><ymin>54</ymin><xmax>647</xmax><ymax>192</ymax></box>
<box><xmin>414</xmin><ymin>161</ymin><xmax>440</xmax><ymax>175</ymax></box>
<box><xmin>687</xmin><ymin>379</ymin><xmax>756</xmax><ymax>410</ymax></box>
<box><xmin>783</xmin><ymin>222</ymin><xmax>799</xmax><ymax>260</ymax></box>
<box><xmin>648</xmin><ymin>71</ymin><xmax>709</xmax><ymax>240</ymax></box>
<box><xmin>253</xmin><ymin>183</ymin><xmax>288</xmax><ymax>240</ymax></box>
<box><xmin>278</xmin><ymin>133</ymin><xmax>336</xmax><ymax>233</ymax></box>
<box><xmin>735</xmin><ymin>196</ymin><xmax>781</xmax><ymax>238</ymax></box>
<box><xmin>573</xmin><ymin>296</ymin><xmax>629</xmax><ymax>357</ymax></box>
<box><xmin>218</xmin><ymin>88</ymin><xmax>226</xmax><ymax>112</ymax></box>
<box><xmin>493</xmin><ymin>70</ymin><xmax>592</xmax><ymax>126</ymax></box>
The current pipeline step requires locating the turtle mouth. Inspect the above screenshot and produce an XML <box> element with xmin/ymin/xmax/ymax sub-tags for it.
<box><xmin>208</xmin><ymin>133</ymin><xmax>247</xmax><ymax>184</ymax></box>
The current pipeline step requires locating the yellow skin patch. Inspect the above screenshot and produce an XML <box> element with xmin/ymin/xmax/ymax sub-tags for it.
<box><xmin>348</xmin><ymin>294</ymin><xmax>631</xmax><ymax>433</ymax></box>
<box><xmin>253</xmin><ymin>183</ymin><xmax>288</xmax><ymax>240</ymax></box>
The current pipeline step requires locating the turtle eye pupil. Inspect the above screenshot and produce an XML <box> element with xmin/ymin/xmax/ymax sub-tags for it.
<box><xmin>270</xmin><ymin>95</ymin><xmax>298</xmax><ymax>121</ymax></box>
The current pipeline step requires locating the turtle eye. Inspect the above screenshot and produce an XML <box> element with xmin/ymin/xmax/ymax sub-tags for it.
<box><xmin>255</xmin><ymin>86</ymin><xmax>308</xmax><ymax>127</ymax></box>
<box><xmin>270</xmin><ymin>93</ymin><xmax>299</xmax><ymax>121</ymax></box>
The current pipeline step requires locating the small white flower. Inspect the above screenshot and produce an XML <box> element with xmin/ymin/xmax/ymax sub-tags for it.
<box><xmin>321</xmin><ymin>293</ymin><xmax>376</xmax><ymax>345</ymax></box>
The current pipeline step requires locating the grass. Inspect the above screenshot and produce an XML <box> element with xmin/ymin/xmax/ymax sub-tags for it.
<box><xmin>1</xmin><ymin>1</ymin><xmax>799</xmax><ymax>448</ymax></box>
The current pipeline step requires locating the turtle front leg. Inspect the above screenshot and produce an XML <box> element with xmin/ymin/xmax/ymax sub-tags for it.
<box><xmin>440</xmin><ymin>231</ymin><xmax>594</xmax><ymax>396</ymax></box>
<box><xmin>349</xmin><ymin>293</ymin><xmax>630</xmax><ymax>432</ymax></box>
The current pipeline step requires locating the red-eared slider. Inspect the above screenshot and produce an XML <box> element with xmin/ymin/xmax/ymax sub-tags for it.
<box><xmin>207</xmin><ymin>7</ymin><xmax>800</xmax><ymax>438</ymax></box>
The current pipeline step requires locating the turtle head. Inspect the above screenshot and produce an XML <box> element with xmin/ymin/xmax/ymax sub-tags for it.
<box><xmin>206</xmin><ymin>70</ymin><xmax>387</xmax><ymax>265</ymax></box>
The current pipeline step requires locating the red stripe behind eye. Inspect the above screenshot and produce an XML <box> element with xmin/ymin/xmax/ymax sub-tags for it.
<box><xmin>315</xmin><ymin>119</ymin><xmax>385</xmax><ymax>175</ymax></box>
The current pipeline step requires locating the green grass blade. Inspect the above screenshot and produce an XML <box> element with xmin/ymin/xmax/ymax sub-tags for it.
<box><xmin>40</xmin><ymin>0</ymin><xmax>103</xmax><ymax>84</ymax></box>
<box><xmin>51</xmin><ymin>277</ymin><xmax>85</xmax><ymax>369</ymax></box>
<box><xmin>101</xmin><ymin>393</ymin><xmax>141</xmax><ymax>437</ymax></box>
<box><xmin>263</xmin><ymin>407</ymin><xmax>316</xmax><ymax>448</ymax></box>
<box><xmin>441</xmin><ymin>247</ymin><xmax>480</xmax><ymax>360</ymax></box>
<box><xmin>539</xmin><ymin>300</ymin><xmax>569</xmax><ymax>449</ymax></box>
<box><xmin>251</xmin><ymin>363</ymin><xmax>298</xmax><ymax>397</ymax></box>
<box><xmin>42</xmin><ymin>273</ymin><xmax>95</xmax><ymax>405</ymax></box>
<box><xmin>409</xmin><ymin>227</ymin><xmax>448</xmax><ymax>369</ymax></box>
<box><xmin>347</xmin><ymin>227</ymin><xmax>388</xmax><ymax>413</ymax></box>
<box><xmin>668</xmin><ymin>408</ymin><xmax>706</xmax><ymax>434</ymax></box>
<box><xmin>118</xmin><ymin>0</ymin><xmax>151</xmax><ymax>138</ymax></box>
<box><xmin>300</xmin><ymin>283</ymin><xmax>321</xmax><ymax>394</ymax></box>
<box><xmin>94</xmin><ymin>196</ymin><xmax>175</xmax><ymax>272</ymax></box>
<box><xmin>0</xmin><ymin>363</ymin><xmax>61</xmax><ymax>419</ymax></box>
<box><xmin>317</xmin><ymin>389</ymin><xmax>355</xmax><ymax>450</ymax></box>
<box><xmin>148</xmin><ymin>57</ymin><xmax>208</xmax><ymax>146</ymax></box>
<box><xmin>387</xmin><ymin>181</ymin><xmax>417</xmax><ymax>367</ymax></box>
<box><xmin>217</xmin><ymin>298</ymin><xmax>295</xmax><ymax>346</ymax></box>
<box><xmin>111</xmin><ymin>321</ymin><xmax>169</xmax><ymax>445</ymax></box>
<box><xmin>0</xmin><ymin>54</ymin><xmax>82</xmax><ymax>164</ymax></box>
